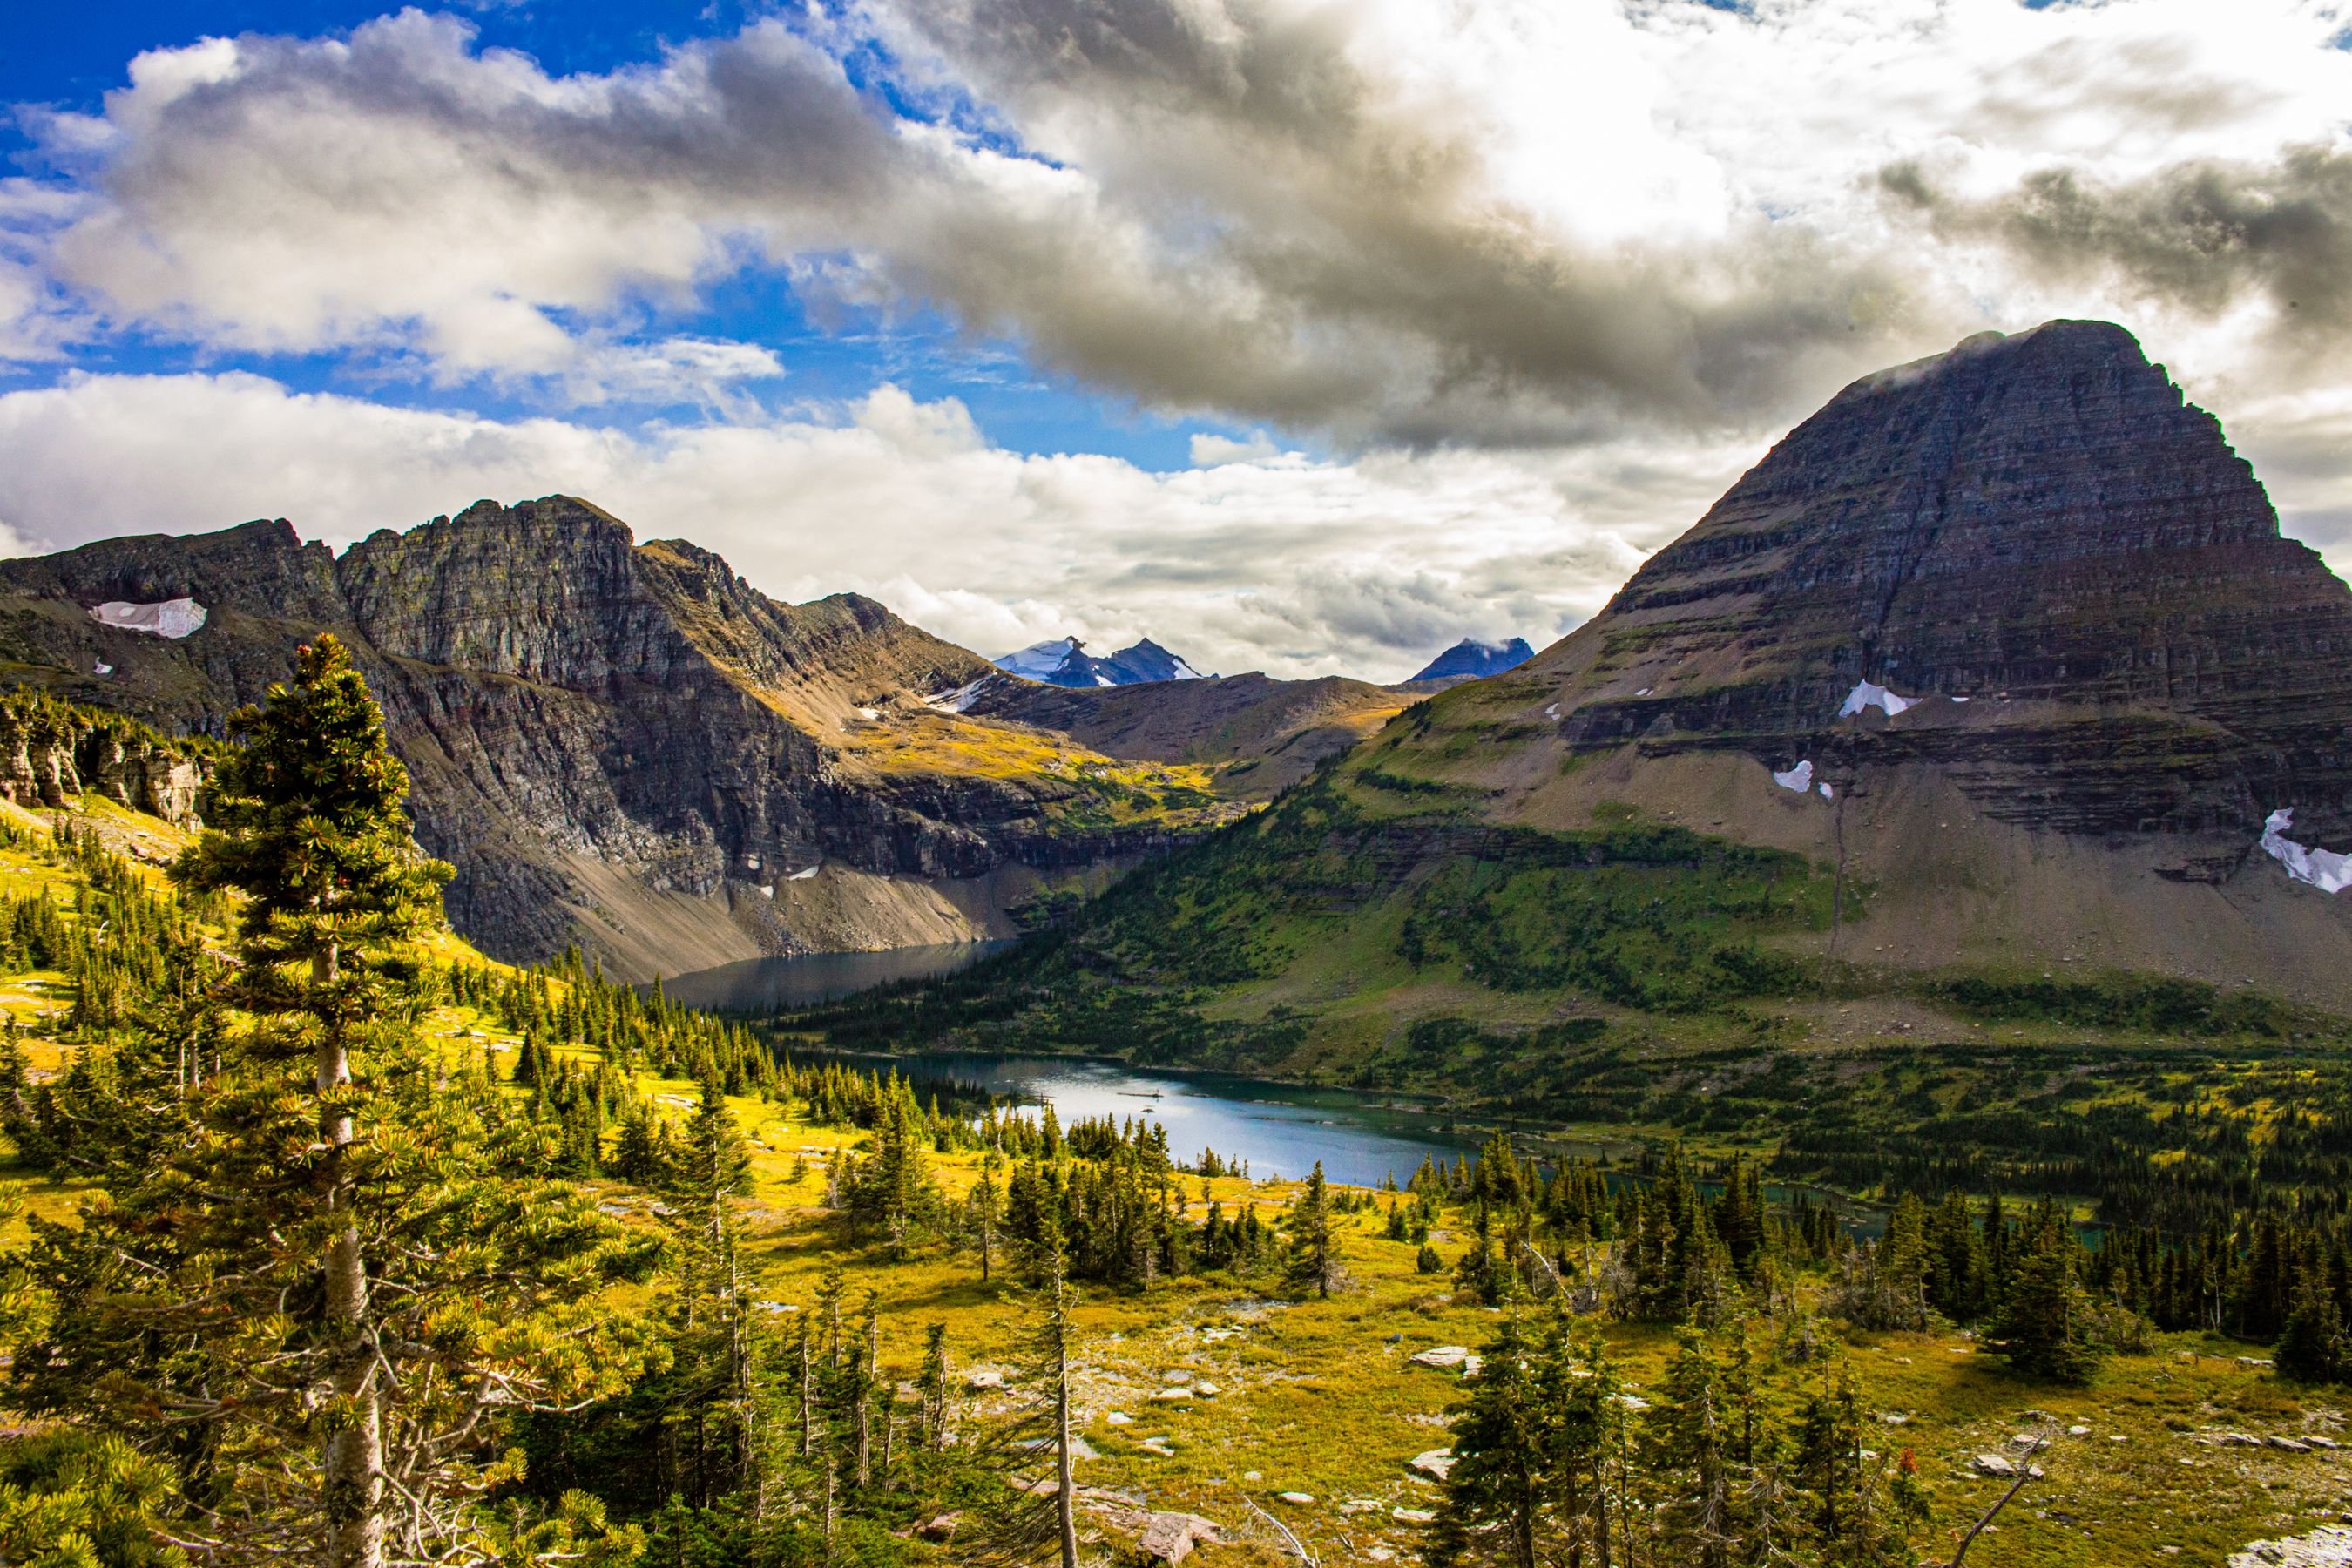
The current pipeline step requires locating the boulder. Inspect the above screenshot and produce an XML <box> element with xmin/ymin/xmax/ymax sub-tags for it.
<box><xmin>1409</xmin><ymin>1346</ymin><xmax>1470</xmax><ymax>1369</ymax></box>
<box><xmin>1136</xmin><ymin>1511</ymin><xmax>1223</xmax><ymax>1563</ymax></box>
<box><xmin>1410</xmin><ymin>1449</ymin><xmax>1457</xmax><ymax>1481</ymax></box>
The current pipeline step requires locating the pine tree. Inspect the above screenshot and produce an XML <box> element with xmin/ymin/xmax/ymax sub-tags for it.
<box><xmin>1790</xmin><ymin>1365</ymin><xmax>1927</xmax><ymax>1565</ymax></box>
<box><xmin>1286</xmin><ymin>1161</ymin><xmax>1340</xmax><ymax>1298</ymax></box>
<box><xmin>1426</xmin><ymin>1290</ymin><xmax>1547</xmax><ymax>1568</ymax></box>
<box><xmin>17</xmin><ymin>638</ymin><xmax>655</xmax><ymax>1566</ymax></box>
<box><xmin>1987</xmin><ymin>1213</ymin><xmax>2102</xmax><ymax>1384</ymax></box>
<box><xmin>2275</xmin><ymin>1270</ymin><xmax>2347</xmax><ymax>1384</ymax></box>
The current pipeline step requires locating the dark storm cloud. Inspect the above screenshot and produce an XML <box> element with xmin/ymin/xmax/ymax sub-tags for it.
<box><xmin>1882</xmin><ymin>145</ymin><xmax>2352</xmax><ymax>346</ymax></box>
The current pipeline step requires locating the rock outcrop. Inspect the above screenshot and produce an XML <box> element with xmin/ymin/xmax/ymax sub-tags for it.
<box><xmin>0</xmin><ymin>694</ymin><xmax>204</xmax><ymax>823</ymax></box>
<box><xmin>0</xmin><ymin>497</ymin><xmax>1219</xmax><ymax>976</ymax></box>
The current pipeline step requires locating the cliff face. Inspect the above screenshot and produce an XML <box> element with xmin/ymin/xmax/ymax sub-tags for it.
<box><xmin>0</xmin><ymin>695</ymin><xmax>205</xmax><ymax>825</ymax></box>
<box><xmin>1296</xmin><ymin>321</ymin><xmax>2352</xmax><ymax>1008</ymax></box>
<box><xmin>1526</xmin><ymin>321</ymin><xmax>2352</xmax><ymax>843</ymax></box>
<box><xmin>0</xmin><ymin>497</ymin><xmax>1224</xmax><ymax>976</ymax></box>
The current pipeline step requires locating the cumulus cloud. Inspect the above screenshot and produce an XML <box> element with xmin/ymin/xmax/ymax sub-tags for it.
<box><xmin>9</xmin><ymin>0</ymin><xmax>2345</xmax><ymax>447</ymax></box>
<box><xmin>0</xmin><ymin>371</ymin><xmax>1730</xmax><ymax>679</ymax></box>
<box><xmin>1883</xmin><ymin>145</ymin><xmax>2352</xmax><ymax>368</ymax></box>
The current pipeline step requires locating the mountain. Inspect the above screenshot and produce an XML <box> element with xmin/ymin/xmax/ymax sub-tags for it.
<box><xmin>993</xmin><ymin>635</ymin><xmax>1208</xmax><ymax>686</ymax></box>
<box><xmin>0</xmin><ymin>497</ymin><xmax>1249</xmax><ymax>977</ymax></box>
<box><xmin>846</xmin><ymin>320</ymin><xmax>2352</xmax><ymax>1090</ymax></box>
<box><xmin>1410</xmin><ymin>636</ymin><xmax>1534</xmax><ymax>681</ymax></box>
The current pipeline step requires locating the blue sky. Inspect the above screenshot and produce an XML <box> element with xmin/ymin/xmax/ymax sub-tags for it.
<box><xmin>0</xmin><ymin>1</ymin><xmax>1238</xmax><ymax>474</ymax></box>
<box><xmin>3</xmin><ymin>1</ymin><xmax>2349</xmax><ymax>680</ymax></box>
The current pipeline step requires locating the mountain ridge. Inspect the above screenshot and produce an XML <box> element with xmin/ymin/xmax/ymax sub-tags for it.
<box><xmin>995</xmin><ymin>634</ymin><xmax>1210</xmax><ymax>687</ymax></box>
<box><xmin>0</xmin><ymin>498</ymin><xmax>1244</xmax><ymax>977</ymax></box>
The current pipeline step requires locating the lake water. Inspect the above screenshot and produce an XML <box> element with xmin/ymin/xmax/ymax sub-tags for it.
<box><xmin>659</xmin><ymin>940</ymin><xmax>1018</xmax><ymax>1012</ymax></box>
<box><xmin>814</xmin><ymin>1049</ymin><xmax>1492</xmax><ymax>1189</ymax></box>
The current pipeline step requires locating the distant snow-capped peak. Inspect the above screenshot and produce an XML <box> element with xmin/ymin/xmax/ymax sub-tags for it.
<box><xmin>992</xmin><ymin>635</ymin><xmax>1212</xmax><ymax>688</ymax></box>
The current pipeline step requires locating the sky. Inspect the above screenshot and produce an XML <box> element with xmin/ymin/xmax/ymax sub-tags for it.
<box><xmin>3</xmin><ymin>2</ymin><xmax>2351</xmax><ymax>682</ymax></box>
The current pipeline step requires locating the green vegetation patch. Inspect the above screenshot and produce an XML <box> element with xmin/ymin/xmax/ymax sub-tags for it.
<box><xmin>1923</xmin><ymin>967</ymin><xmax>2287</xmax><ymax>1037</ymax></box>
<box><xmin>1397</xmin><ymin>822</ymin><xmax>1838</xmax><ymax>1011</ymax></box>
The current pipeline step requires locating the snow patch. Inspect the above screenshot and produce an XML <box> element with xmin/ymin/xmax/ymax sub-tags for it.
<box><xmin>786</xmin><ymin>862</ymin><xmax>821</xmax><ymax>882</ymax></box>
<box><xmin>2261</xmin><ymin>808</ymin><xmax>2352</xmax><ymax>894</ymax></box>
<box><xmin>1839</xmin><ymin>680</ymin><xmax>1916</xmax><ymax>719</ymax></box>
<box><xmin>923</xmin><ymin>676</ymin><xmax>996</xmax><ymax>713</ymax></box>
<box><xmin>1772</xmin><ymin>760</ymin><xmax>1814</xmax><ymax>793</ymax></box>
<box><xmin>1544</xmin><ymin>703</ymin><xmax>1559</xmax><ymax>719</ymax></box>
<box><xmin>88</xmin><ymin>598</ymin><xmax>206</xmax><ymax>639</ymax></box>
<box><xmin>756</xmin><ymin>885</ymin><xmax>774</xmax><ymax>898</ymax></box>
<box><xmin>1818</xmin><ymin>781</ymin><xmax>1835</xmax><ymax>799</ymax></box>
<box><xmin>91</xmin><ymin>660</ymin><xmax>112</xmax><ymax>676</ymax></box>
<box><xmin>995</xmin><ymin>637</ymin><xmax>1081</xmax><ymax>679</ymax></box>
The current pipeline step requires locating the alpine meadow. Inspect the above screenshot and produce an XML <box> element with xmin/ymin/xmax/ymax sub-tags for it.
<box><xmin>10</xmin><ymin>3</ymin><xmax>2352</xmax><ymax>1567</ymax></box>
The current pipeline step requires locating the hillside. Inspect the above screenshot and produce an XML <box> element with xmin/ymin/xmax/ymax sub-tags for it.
<box><xmin>0</xmin><ymin>498</ymin><xmax>1256</xmax><ymax>977</ymax></box>
<box><xmin>803</xmin><ymin>321</ymin><xmax>2352</xmax><ymax>1194</ymax></box>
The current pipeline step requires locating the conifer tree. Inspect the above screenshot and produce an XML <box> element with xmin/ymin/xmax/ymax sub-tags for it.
<box><xmin>1987</xmin><ymin>1213</ymin><xmax>2103</xmax><ymax>1384</ymax></box>
<box><xmin>17</xmin><ymin>638</ymin><xmax>655</xmax><ymax>1567</ymax></box>
<box><xmin>2275</xmin><ymin>1270</ymin><xmax>2347</xmax><ymax>1384</ymax></box>
<box><xmin>1286</xmin><ymin>1161</ymin><xmax>1340</xmax><ymax>1298</ymax></box>
<box><xmin>1426</xmin><ymin>1289</ymin><xmax>1547</xmax><ymax>1568</ymax></box>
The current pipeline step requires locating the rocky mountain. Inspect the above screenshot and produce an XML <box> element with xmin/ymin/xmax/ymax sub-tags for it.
<box><xmin>0</xmin><ymin>498</ymin><xmax>1244</xmax><ymax>977</ymax></box>
<box><xmin>1410</xmin><ymin>636</ymin><xmax>1534</xmax><ymax>681</ymax></box>
<box><xmin>1388</xmin><ymin>321</ymin><xmax>2352</xmax><ymax>1006</ymax></box>
<box><xmin>994</xmin><ymin>635</ymin><xmax>1208</xmax><ymax>686</ymax></box>
<box><xmin>867</xmin><ymin>320</ymin><xmax>2352</xmax><ymax>1084</ymax></box>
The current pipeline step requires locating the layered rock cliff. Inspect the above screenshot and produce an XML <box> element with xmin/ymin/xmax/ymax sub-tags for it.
<box><xmin>1355</xmin><ymin>320</ymin><xmax>2352</xmax><ymax>1003</ymax></box>
<box><xmin>0</xmin><ymin>498</ymin><xmax>1234</xmax><ymax>976</ymax></box>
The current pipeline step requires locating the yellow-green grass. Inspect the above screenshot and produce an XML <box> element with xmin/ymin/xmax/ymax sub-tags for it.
<box><xmin>0</xmin><ymin>793</ymin><xmax>2338</xmax><ymax>1564</ymax></box>
<box><xmin>568</xmin><ymin>1080</ymin><xmax>2351</xmax><ymax>1567</ymax></box>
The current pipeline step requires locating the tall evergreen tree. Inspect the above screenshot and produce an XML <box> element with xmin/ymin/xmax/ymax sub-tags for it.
<box><xmin>1426</xmin><ymin>1291</ymin><xmax>1547</xmax><ymax>1568</ymax></box>
<box><xmin>17</xmin><ymin>638</ymin><xmax>655</xmax><ymax>1566</ymax></box>
<box><xmin>1987</xmin><ymin>1212</ymin><xmax>2103</xmax><ymax>1384</ymax></box>
<box><xmin>1286</xmin><ymin>1161</ymin><xmax>1340</xmax><ymax>1298</ymax></box>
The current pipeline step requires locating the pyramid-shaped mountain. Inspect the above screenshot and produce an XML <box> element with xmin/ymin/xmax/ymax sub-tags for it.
<box><xmin>1511</xmin><ymin>321</ymin><xmax>2352</xmax><ymax>841</ymax></box>
<box><xmin>1369</xmin><ymin>319</ymin><xmax>2352</xmax><ymax>998</ymax></box>
<box><xmin>1412</xmin><ymin>637</ymin><xmax>1534</xmax><ymax>682</ymax></box>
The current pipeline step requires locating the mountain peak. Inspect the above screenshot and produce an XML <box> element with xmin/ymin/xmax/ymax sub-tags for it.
<box><xmin>995</xmin><ymin>635</ymin><xmax>1208</xmax><ymax>687</ymax></box>
<box><xmin>1412</xmin><ymin>637</ymin><xmax>1534</xmax><ymax>682</ymax></box>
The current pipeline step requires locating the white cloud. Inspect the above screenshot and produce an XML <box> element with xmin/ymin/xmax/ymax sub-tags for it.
<box><xmin>3</xmin><ymin>1</ymin><xmax>2352</xmax><ymax>678</ymax></box>
<box><xmin>17</xmin><ymin>0</ymin><xmax>2347</xmax><ymax>443</ymax></box>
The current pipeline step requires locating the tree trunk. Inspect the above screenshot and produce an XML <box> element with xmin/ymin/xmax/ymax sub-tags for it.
<box><xmin>1056</xmin><ymin>1277</ymin><xmax>1078</xmax><ymax>1568</ymax></box>
<box><xmin>316</xmin><ymin>943</ymin><xmax>383</xmax><ymax>1568</ymax></box>
<box><xmin>799</xmin><ymin>1325</ymin><xmax>814</xmax><ymax>1459</ymax></box>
